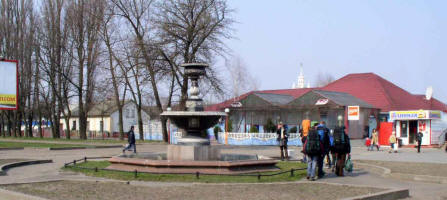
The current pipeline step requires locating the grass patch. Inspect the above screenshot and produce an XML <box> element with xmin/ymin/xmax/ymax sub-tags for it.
<box><xmin>64</xmin><ymin>160</ymin><xmax>307</xmax><ymax>183</ymax></box>
<box><xmin>0</xmin><ymin>136</ymin><xmax>163</xmax><ymax>144</ymax></box>
<box><xmin>0</xmin><ymin>141</ymin><xmax>91</xmax><ymax>149</ymax></box>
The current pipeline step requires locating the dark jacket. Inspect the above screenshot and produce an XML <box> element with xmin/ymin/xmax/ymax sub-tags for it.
<box><xmin>128</xmin><ymin>130</ymin><xmax>136</xmax><ymax>144</ymax></box>
<box><xmin>276</xmin><ymin>126</ymin><xmax>289</xmax><ymax>142</ymax></box>
<box><xmin>344</xmin><ymin>133</ymin><xmax>351</xmax><ymax>154</ymax></box>
<box><xmin>416</xmin><ymin>132</ymin><xmax>423</xmax><ymax>142</ymax></box>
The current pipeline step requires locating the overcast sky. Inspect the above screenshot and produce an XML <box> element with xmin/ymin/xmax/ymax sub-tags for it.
<box><xmin>219</xmin><ymin>0</ymin><xmax>447</xmax><ymax>103</ymax></box>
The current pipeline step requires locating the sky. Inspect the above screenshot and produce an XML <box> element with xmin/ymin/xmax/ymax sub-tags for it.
<box><xmin>218</xmin><ymin>0</ymin><xmax>447</xmax><ymax>103</ymax></box>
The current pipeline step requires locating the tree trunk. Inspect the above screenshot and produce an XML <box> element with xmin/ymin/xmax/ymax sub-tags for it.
<box><xmin>0</xmin><ymin>113</ymin><xmax>4</xmax><ymax>137</ymax></box>
<box><xmin>27</xmin><ymin>111</ymin><xmax>33</xmax><ymax>137</ymax></box>
<box><xmin>65</xmin><ymin>117</ymin><xmax>71</xmax><ymax>139</ymax></box>
<box><xmin>79</xmin><ymin>108</ymin><xmax>87</xmax><ymax>140</ymax></box>
<box><xmin>7</xmin><ymin>111</ymin><xmax>12</xmax><ymax>137</ymax></box>
<box><xmin>12</xmin><ymin>112</ymin><xmax>17</xmax><ymax>137</ymax></box>
<box><xmin>179</xmin><ymin>78</ymin><xmax>188</xmax><ymax>111</ymax></box>
<box><xmin>38</xmin><ymin>114</ymin><xmax>43</xmax><ymax>138</ymax></box>
<box><xmin>161</xmin><ymin>118</ymin><xmax>169</xmax><ymax>142</ymax></box>
<box><xmin>137</xmin><ymin>105</ymin><xmax>143</xmax><ymax>141</ymax></box>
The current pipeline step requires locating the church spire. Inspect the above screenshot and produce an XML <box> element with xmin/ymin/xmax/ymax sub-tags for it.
<box><xmin>292</xmin><ymin>63</ymin><xmax>306</xmax><ymax>89</ymax></box>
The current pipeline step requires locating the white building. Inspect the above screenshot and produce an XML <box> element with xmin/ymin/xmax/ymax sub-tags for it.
<box><xmin>60</xmin><ymin>101</ymin><xmax>157</xmax><ymax>134</ymax></box>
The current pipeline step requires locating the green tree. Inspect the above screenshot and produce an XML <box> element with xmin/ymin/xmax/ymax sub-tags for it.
<box><xmin>264</xmin><ymin>118</ymin><xmax>276</xmax><ymax>133</ymax></box>
<box><xmin>249</xmin><ymin>126</ymin><xmax>259</xmax><ymax>133</ymax></box>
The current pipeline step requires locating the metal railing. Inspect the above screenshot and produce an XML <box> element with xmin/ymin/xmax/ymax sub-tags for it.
<box><xmin>64</xmin><ymin>157</ymin><xmax>307</xmax><ymax>180</ymax></box>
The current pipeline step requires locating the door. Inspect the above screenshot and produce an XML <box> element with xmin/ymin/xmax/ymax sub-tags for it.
<box><xmin>409</xmin><ymin>120</ymin><xmax>418</xmax><ymax>144</ymax></box>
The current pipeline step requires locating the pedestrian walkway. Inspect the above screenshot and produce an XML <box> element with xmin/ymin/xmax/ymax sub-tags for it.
<box><xmin>0</xmin><ymin>142</ymin><xmax>446</xmax><ymax>199</ymax></box>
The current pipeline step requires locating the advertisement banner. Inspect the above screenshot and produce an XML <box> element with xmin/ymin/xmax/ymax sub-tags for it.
<box><xmin>348</xmin><ymin>106</ymin><xmax>360</xmax><ymax>120</ymax></box>
<box><xmin>0</xmin><ymin>60</ymin><xmax>18</xmax><ymax>110</ymax></box>
<box><xmin>389</xmin><ymin>110</ymin><xmax>440</xmax><ymax>121</ymax></box>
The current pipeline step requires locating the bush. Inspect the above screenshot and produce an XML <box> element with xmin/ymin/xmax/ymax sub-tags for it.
<box><xmin>249</xmin><ymin>125</ymin><xmax>259</xmax><ymax>133</ymax></box>
<box><xmin>264</xmin><ymin>118</ymin><xmax>276</xmax><ymax>133</ymax></box>
<box><xmin>289</xmin><ymin>126</ymin><xmax>297</xmax><ymax>133</ymax></box>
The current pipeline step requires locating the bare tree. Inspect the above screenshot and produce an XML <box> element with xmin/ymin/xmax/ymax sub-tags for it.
<box><xmin>225</xmin><ymin>55</ymin><xmax>259</xmax><ymax>99</ymax></box>
<box><xmin>100</xmin><ymin>5</ymin><xmax>127</xmax><ymax>140</ymax></box>
<box><xmin>111</xmin><ymin>0</ymin><xmax>169</xmax><ymax>141</ymax></box>
<box><xmin>315</xmin><ymin>71</ymin><xmax>335</xmax><ymax>87</ymax></box>
<box><xmin>65</xmin><ymin>0</ymin><xmax>105</xmax><ymax>139</ymax></box>
<box><xmin>155</xmin><ymin>0</ymin><xmax>235</xmax><ymax>111</ymax></box>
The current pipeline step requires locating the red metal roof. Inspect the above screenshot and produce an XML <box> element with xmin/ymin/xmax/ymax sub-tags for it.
<box><xmin>206</xmin><ymin>72</ymin><xmax>447</xmax><ymax>112</ymax></box>
<box><xmin>322</xmin><ymin>73</ymin><xmax>447</xmax><ymax>112</ymax></box>
<box><xmin>205</xmin><ymin>88</ymin><xmax>315</xmax><ymax>111</ymax></box>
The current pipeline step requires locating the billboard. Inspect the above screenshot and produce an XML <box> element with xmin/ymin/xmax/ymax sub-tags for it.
<box><xmin>0</xmin><ymin>60</ymin><xmax>18</xmax><ymax>110</ymax></box>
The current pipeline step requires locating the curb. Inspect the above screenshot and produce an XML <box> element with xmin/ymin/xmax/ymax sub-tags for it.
<box><xmin>0</xmin><ymin>160</ymin><xmax>53</xmax><ymax>176</ymax></box>
<box><xmin>341</xmin><ymin>188</ymin><xmax>409</xmax><ymax>200</ymax></box>
<box><xmin>355</xmin><ymin>162</ymin><xmax>391</xmax><ymax>177</ymax></box>
<box><xmin>0</xmin><ymin>147</ymin><xmax>25</xmax><ymax>151</ymax></box>
<box><xmin>0</xmin><ymin>188</ymin><xmax>49</xmax><ymax>200</ymax></box>
<box><xmin>48</xmin><ymin>145</ymin><xmax>122</xmax><ymax>150</ymax></box>
<box><xmin>356</xmin><ymin>162</ymin><xmax>447</xmax><ymax>184</ymax></box>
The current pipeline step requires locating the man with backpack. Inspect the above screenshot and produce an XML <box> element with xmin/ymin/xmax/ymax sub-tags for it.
<box><xmin>333</xmin><ymin>126</ymin><xmax>351</xmax><ymax>176</ymax></box>
<box><xmin>316</xmin><ymin>121</ymin><xmax>330</xmax><ymax>178</ymax></box>
<box><xmin>303</xmin><ymin>124</ymin><xmax>324</xmax><ymax>181</ymax></box>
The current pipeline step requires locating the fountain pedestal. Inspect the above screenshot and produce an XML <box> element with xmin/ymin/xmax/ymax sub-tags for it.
<box><xmin>167</xmin><ymin>145</ymin><xmax>220</xmax><ymax>161</ymax></box>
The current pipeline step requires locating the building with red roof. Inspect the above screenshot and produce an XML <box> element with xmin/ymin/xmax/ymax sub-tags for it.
<box><xmin>207</xmin><ymin>72</ymin><xmax>447</xmax><ymax>146</ymax></box>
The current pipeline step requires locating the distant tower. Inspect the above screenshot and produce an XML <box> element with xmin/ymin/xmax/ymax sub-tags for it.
<box><xmin>307</xmin><ymin>81</ymin><xmax>311</xmax><ymax>88</ymax></box>
<box><xmin>292</xmin><ymin>63</ymin><xmax>306</xmax><ymax>89</ymax></box>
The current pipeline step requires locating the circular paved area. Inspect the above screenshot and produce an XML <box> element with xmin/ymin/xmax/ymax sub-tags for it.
<box><xmin>0</xmin><ymin>141</ymin><xmax>446</xmax><ymax>199</ymax></box>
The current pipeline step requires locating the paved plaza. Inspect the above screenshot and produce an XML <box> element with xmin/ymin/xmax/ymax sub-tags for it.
<box><xmin>0</xmin><ymin>141</ymin><xmax>446</xmax><ymax>199</ymax></box>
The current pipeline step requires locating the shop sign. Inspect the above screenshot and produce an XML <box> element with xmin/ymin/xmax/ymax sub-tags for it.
<box><xmin>389</xmin><ymin>110</ymin><xmax>441</xmax><ymax>121</ymax></box>
<box><xmin>348</xmin><ymin>106</ymin><xmax>360</xmax><ymax>120</ymax></box>
<box><xmin>315</xmin><ymin>98</ymin><xmax>329</xmax><ymax>105</ymax></box>
<box><xmin>230</xmin><ymin>102</ymin><xmax>242</xmax><ymax>108</ymax></box>
<box><xmin>429</xmin><ymin>111</ymin><xmax>441</xmax><ymax>119</ymax></box>
<box><xmin>389</xmin><ymin>110</ymin><xmax>428</xmax><ymax>121</ymax></box>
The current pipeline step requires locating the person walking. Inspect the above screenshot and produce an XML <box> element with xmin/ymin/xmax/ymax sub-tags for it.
<box><xmin>416</xmin><ymin>132</ymin><xmax>423</xmax><ymax>153</ymax></box>
<box><xmin>303</xmin><ymin>127</ymin><xmax>324</xmax><ymax>181</ymax></box>
<box><xmin>301</xmin><ymin>118</ymin><xmax>311</xmax><ymax>162</ymax></box>
<box><xmin>328</xmin><ymin>129</ymin><xmax>336</xmax><ymax>170</ymax></box>
<box><xmin>369</xmin><ymin>128</ymin><xmax>380</xmax><ymax>151</ymax></box>
<box><xmin>123</xmin><ymin>126</ymin><xmax>136</xmax><ymax>154</ymax></box>
<box><xmin>276</xmin><ymin>122</ymin><xmax>289</xmax><ymax>160</ymax></box>
<box><xmin>333</xmin><ymin>126</ymin><xmax>351</xmax><ymax>176</ymax></box>
<box><xmin>316</xmin><ymin>121</ymin><xmax>330</xmax><ymax>178</ymax></box>
<box><xmin>389</xmin><ymin>132</ymin><xmax>397</xmax><ymax>153</ymax></box>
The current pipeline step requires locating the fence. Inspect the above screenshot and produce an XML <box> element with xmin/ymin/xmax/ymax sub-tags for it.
<box><xmin>217</xmin><ymin>132</ymin><xmax>303</xmax><ymax>146</ymax></box>
<box><xmin>64</xmin><ymin>157</ymin><xmax>307</xmax><ymax>180</ymax></box>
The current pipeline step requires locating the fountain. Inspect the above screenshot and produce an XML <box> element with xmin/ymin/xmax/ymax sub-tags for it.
<box><xmin>107</xmin><ymin>63</ymin><xmax>278</xmax><ymax>174</ymax></box>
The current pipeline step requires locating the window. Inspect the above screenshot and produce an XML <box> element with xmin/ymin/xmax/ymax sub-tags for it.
<box><xmin>72</xmin><ymin>121</ymin><xmax>76</xmax><ymax>130</ymax></box>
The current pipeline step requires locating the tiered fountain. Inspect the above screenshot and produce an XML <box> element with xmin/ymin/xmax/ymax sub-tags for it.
<box><xmin>108</xmin><ymin>63</ymin><xmax>278</xmax><ymax>174</ymax></box>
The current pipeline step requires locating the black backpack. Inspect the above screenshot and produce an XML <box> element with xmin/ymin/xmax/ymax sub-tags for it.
<box><xmin>305</xmin><ymin>130</ymin><xmax>321</xmax><ymax>155</ymax></box>
<box><xmin>333</xmin><ymin>127</ymin><xmax>346</xmax><ymax>152</ymax></box>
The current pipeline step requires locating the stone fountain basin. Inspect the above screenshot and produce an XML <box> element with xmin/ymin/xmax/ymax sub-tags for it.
<box><xmin>107</xmin><ymin>152</ymin><xmax>279</xmax><ymax>175</ymax></box>
<box><xmin>160</xmin><ymin>111</ymin><xmax>226</xmax><ymax>131</ymax></box>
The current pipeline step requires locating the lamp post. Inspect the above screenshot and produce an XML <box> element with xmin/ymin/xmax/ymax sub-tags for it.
<box><xmin>225</xmin><ymin>108</ymin><xmax>230</xmax><ymax>145</ymax></box>
<box><xmin>337</xmin><ymin>115</ymin><xmax>343</xmax><ymax>127</ymax></box>
<box><xmin>224</xmin><ymin>108</ymin><xmax>230</xmax><ymax>132</ymax></box>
